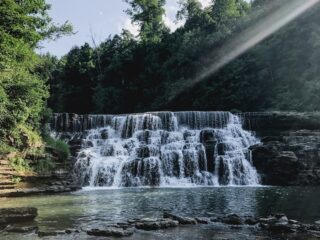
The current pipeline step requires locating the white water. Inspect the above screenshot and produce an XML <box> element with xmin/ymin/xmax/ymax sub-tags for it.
<box><xmin>53</xmin><ymin>112</ymin><xmax>260</xmax><ymax>187</ymax></box>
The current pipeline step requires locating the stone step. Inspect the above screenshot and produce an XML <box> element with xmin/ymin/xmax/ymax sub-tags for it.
<box><xmin>0</xmin><ymin>160</ymin><xmax>9</xmax><ymax>165</ymax></box>
<box><xmin>0</xmin><ymin>171</ymin><xmax>16</xmax><ymax>176</ymax></box>
<box><xmin>0</xmin><ymin>181</ymin><xmax>15</xmax><ymax>186</ymax></box>
<box><xmin>0</xmin><ymin>185</ymin><xmax>15</xmax><ymax>190</ymax></box>
<box><xmin>0</xmin><ymin>166</ymin><xmax>14</xmax><ymax>171</ymax></box>
<box><xmin>0</xmin><ymin>175</ymin><xmax>12</xmax><ymax>180</ymax></box>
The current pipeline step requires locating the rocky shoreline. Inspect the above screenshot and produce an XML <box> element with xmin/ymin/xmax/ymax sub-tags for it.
<box><xmin>1</xmin><ymin>207</ymin><xmax>320</xmax><ymax>239</ymax></box>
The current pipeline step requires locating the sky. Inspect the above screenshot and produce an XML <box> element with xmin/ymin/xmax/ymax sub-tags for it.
<box><xmin>38</xmin><ymin>0</ymin><xmax>212</xmax><ymax>57</ymax></box>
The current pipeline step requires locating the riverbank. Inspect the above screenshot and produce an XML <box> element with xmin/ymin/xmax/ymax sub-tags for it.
<box><xmin>0</xmin><ymin>169</ymin><xmax>80</xmax><ymax>198</ymax></box>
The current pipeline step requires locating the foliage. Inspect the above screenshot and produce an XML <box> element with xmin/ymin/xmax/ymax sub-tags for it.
<box><xmin>0</xmin><ymin>143</ymin><xmax>15</xmax><ymax>154</ymax></box>
<box><xmin>34</xmin><ymin>0</ymin><xmax>320</xmax><ymax>115</ymax></box>
<box><xmin>0</xmin><ymin>0</ymin><xmax>72</xmax><ymax>155</ymax></box>
<box><xmin>9</xmin><ymin>156</ymin><xmax>32</xmax><ymax>173</ymax></box>
<box><xmin>125</xmin><ymin>0</ymin><xmax>168</xmax><ymax>43</ymax></box>
<box><xmin>33</xmin><ymin>157</ymin><xmax>56</xmax><ymax>174</ymax></box>
<box><xmin>44</xmin><ymin>135</ymin><xmax>70</xmax><ymax>161</ymax></box>
<box><xmin>12</xmin><ymin>176</ymin><xmax>22</xmax><ymax>184</ymax></box>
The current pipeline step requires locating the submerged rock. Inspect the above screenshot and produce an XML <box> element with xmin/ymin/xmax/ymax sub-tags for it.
<box><xmin>195</xmin><ymin>217</ymin><xmax>210</xmax><ymax>224</ymax></box>
<box><xmin>5</xmin><ymin>225</ymin><xmax>38</xmax><ymax>233</ymax></box>
<box><xmin>38</xmin><ymin>230</ymin><xmax>66</xmax><ymax>237</ymax></box>
<box><xmin>135</xmin><ymin>218</ymin><xmax>179</xmax><ymax>230</ymax></box>
<box><xmin>221</xmin><ymin>214</ymin><xmax>243</xmax><ymax>225</ymax></box>
<box><xmin>87</xmin><ymin>227</ymin><xmax>134</xmax><ymax>237</ymax></box>
<box><xmin>0</xmin><ymin>208</ymin><xmax>37</xmax><ymax>224</ymax></box>
<box><xmin>163</xmin><ymin>212</ymin><xmax>197</xmax><ymax>224</ymax></box>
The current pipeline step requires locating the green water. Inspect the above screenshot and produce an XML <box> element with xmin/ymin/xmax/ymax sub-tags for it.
<box><xmin>1</xmin><ymin>186</ymin><xmax>320</xmax><ymax>239</ymax></box>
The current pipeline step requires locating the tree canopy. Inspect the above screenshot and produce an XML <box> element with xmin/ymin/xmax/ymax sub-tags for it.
<box><xmin>0</xmin><ymin>0</ymin><xmax>72</xmax><ymax>150</ymax></box>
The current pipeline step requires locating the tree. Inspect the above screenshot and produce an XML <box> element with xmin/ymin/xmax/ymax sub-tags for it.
<box><xmin>0</xmin><ymin>0</ymin><xmax>72</xmax><ymax>150</ymax></box>
<box><xmin>125</xmin><ymin>0</ymin><xmax>168</xmax><ymax>44</ymax></box>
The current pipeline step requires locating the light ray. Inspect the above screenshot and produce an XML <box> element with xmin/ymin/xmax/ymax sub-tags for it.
<box><xmin>168</xmin><ymin>0</ymin><xmax>320</xmax><ymax>102</ymax></box>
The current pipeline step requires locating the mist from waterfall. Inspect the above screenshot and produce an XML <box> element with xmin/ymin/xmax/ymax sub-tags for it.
<box><xmin>52</xmin><ymin>112</ymin><xmax>260</xmax><ymax>188</ymax></box>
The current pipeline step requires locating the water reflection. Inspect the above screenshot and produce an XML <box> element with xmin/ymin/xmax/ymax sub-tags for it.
<box><xmin>0</xmin><ymin>186</ymin><xmax>319</xmax><ymax>232</ymax></box>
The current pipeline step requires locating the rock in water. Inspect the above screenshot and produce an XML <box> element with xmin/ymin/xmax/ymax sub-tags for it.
<box><xmin>0</xmin><ymin>208</ymin><xmax>37</xmax><ymax>224</ymax></box>
<box><xmin>38</xmin><ymin>230</ymin><xmax>66</xmax><ymax>237</ymax></box>
<box><xmin>221</xmin><ymin>214</ymin><xmax>243</xmax><ymax>225</ymax></box>
<box><xmin>87</xmin><ymin>227</ymin><xmax>134</xmax><ymax>237</ymax></box>
<box><xmin>163</xmin><ymin>212</ymin><xmax>197</xmax><ymax>224</ymax></box>
<box><xmin>195</xmin><ymin>217</ymin><xmax>210</xmax><ymax>224</ymax></box>
<box><xmin>5</xmin><ymin>225</ymin><xmax>38</xmax><ymax>233</ymax></box>
<box><xmin>134</xmin><ymin>218</ymin><xmax>179</xmax><ymax>230</ymax></box>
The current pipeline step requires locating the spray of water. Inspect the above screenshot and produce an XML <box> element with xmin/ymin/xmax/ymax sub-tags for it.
<box><xmin>167</xmin><ymin>0</ymin><xmax>320</xmax><ymax>102</ymax></box>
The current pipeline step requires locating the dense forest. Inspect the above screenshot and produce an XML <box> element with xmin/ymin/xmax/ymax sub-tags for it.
<box><xmin>1</xmin><ymin>0</ymin><xmax>320</xmax><ymax>161</ymax></box>
<box><xmin>46</xmin><ymin>0</ymin><xmax>320</xmax><ymax>114</ymax></box>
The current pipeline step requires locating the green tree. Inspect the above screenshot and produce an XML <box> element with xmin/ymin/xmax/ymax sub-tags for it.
<box><xmin>125</xmin><ymin>0</ymin><xmax>168</xmax><ymax>43</ymax></box>
<box><xmin>0</xmin><ymin>0</ymin><xmax>72</xmax><ymax>150</ymax></box>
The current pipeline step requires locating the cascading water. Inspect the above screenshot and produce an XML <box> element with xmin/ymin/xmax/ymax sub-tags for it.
<box><xmin>52</xmin><ymin>112</ymin><xmax>260</xmax><ymax>187</ymax></box>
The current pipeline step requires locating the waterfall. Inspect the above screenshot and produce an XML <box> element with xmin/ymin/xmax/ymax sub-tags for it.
<box><xmin>52</xmin><ymin>112</ymin><xmax>260</xmax><ymax>187</ymax></box>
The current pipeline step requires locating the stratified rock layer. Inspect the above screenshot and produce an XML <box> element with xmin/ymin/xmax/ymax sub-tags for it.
<box><xmin>240</xmin><ymin>112</ymin><xmax>320</xmax><ymax>185</ymax></box>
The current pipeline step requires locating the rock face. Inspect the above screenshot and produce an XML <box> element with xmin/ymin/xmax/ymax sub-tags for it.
<box><xmin>0</xmin><ymin>208</ymin><xmax>37</xmax><ymax>224</ymax></box>
<box><xmin>239</xmin><ymin>112</ymin><xmax>320</xmax><ymax>185</ymax></box>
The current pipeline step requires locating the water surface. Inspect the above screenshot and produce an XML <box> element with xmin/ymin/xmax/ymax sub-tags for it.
<box><xmin>1</xmin><ymin>186</ymin><xmax>320</xmax><ymax>239</ymax></box>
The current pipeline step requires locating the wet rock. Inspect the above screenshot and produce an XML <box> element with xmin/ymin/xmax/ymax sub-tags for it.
<box><xmin>259</xmin><ymin>217</ymin><xmax>277</xmax><ymax>224</ymax></box>
<box><xmin>87</xmin><ymin>227</ymin><xmax>134</xmax><ymax>237</ymax></box>
<box><xmin>200</xmin><ymin>130</ymin><xmax>217</xmax><ymax>144</ymax></box>
<box><xmin>289</xmin><ymin>219</ymin><xmax>299</xmax><ymax>224</ymax></box>
<box><xmin>65</xmin><ymin>228</ymin><xmax>80</xmax><ymax>234</ymax></box>
<box><xmin>244</xmin><ymin>217</ymin><xmax>258</xmax><ymax>225</ymax></box>
<box><xmin>135</xmin><ymin>218</ymin><xmax>179</xmax><ymax>230</ymax></box>
<box><xmin>247</xmin><ymin>113</ymin><xmax>320</xmax><ymax>186</ymax></box>
<box><xmin>217</xmin><ymin>143</ymin><xmax>227</xmax><ymax>155</ymax></box>
<box><xmin>38</xmin><ymin>230</ymin><xmax>66</xmax><ymax>237</ymax></box>
<box><xmin>163</xmin><ymin>212</ymin><xmax>197</xmax><ymax>224</ymax></box>
<box><xmin>195</xmin><ymin>217</ymin><xmax>210</xmax><ymax>224</ymax></box>
<box><xmin>0</xmin><ymin>208</ymin><xmax>37</xmax><ymax>224</ymax></box>
<box><xmin>5</xmin><ymin>225</ymin><xmax>38</xmax><ymax>233</ymax></box>
<box><xmin>101</xmin><ymin>129</ymin><xmax>108</xmax><ymax>139</ymax></box>
<box><xmin>267</xmin><ymin>223</ymin><xmax>296</xmax><ymax>233</ymax></box>
<box><xmin>221</xmin><ymin>214</ymin><xmax>243</xmax><ymax>225</ymax></box>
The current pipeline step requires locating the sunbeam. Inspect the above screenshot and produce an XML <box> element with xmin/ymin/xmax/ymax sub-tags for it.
<box><xmin>167</xmin><ymin>0</ymin><xmax>320</xmax><ymax>102</ymax></box>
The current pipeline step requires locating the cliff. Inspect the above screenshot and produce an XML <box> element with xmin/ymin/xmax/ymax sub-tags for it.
<box><xmin>239</xmin><ymin>112</ymin><xmax>320</xmax><ymax>185</ymax></box>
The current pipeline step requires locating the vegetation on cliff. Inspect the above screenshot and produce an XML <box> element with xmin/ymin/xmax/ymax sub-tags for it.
<box><xmin>0</xmin><ymin>0</ymin><xmax>71</xmax><ymax>173</ymax></box>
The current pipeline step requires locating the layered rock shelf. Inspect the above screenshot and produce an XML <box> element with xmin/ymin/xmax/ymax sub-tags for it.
<box><xmin>240</xmin><ymin>112</ymin><xmax>320</xmax><ymax>185</ymax></box>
